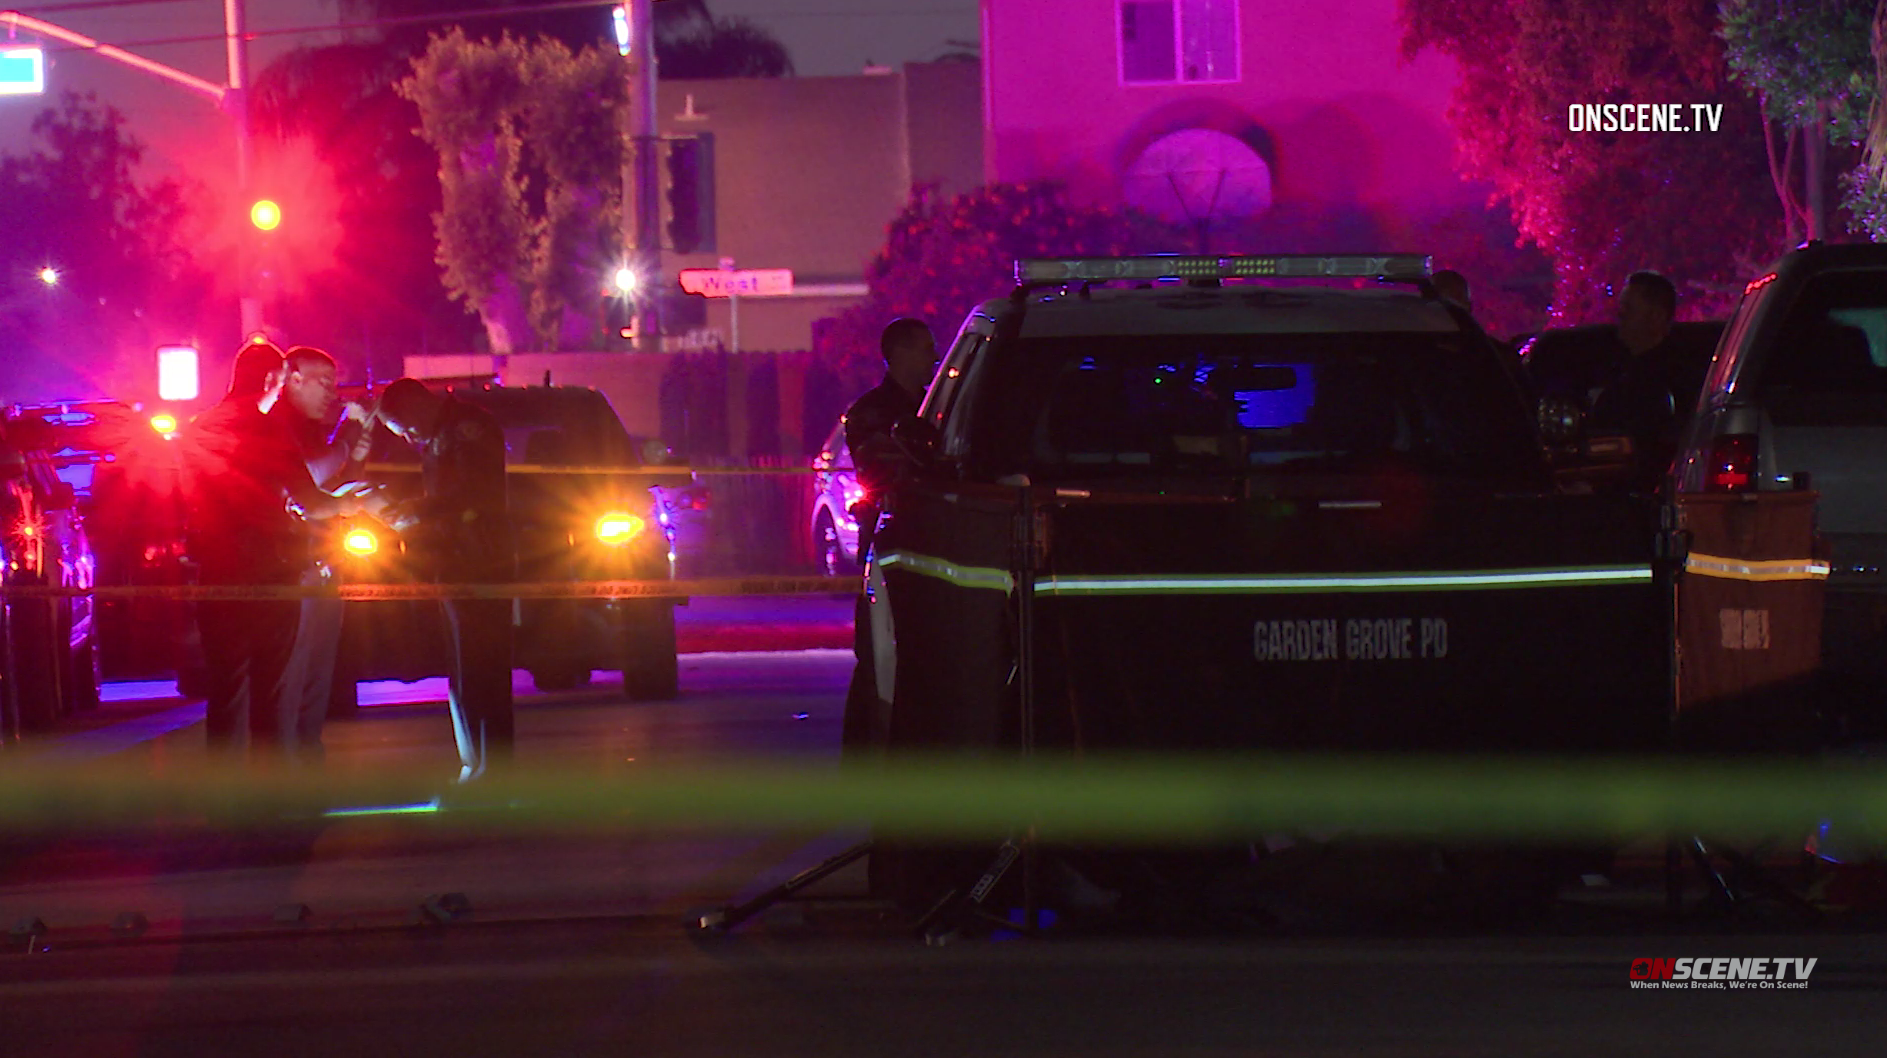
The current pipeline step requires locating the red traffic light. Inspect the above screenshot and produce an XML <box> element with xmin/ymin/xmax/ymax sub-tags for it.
<box><xmin>250</xmin><ymin>199</ymin><xmax>282</xmax><ymax>231</ymax></box>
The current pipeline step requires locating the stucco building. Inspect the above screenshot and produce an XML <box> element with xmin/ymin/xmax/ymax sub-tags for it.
<box><xmin>981</xmin><ymin>0</ymin><xmax>1496</xmax><ymax>254</ymax></box>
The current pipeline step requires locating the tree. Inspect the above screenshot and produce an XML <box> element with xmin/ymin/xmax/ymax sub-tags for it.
<box><xmin>659</xmin><ymin>12</ymin><xmax>794</xmax><ymax>78</ymax></box>
<box><xmin>398</xmin><ymin>29</ymin><xmax>627</xmax><ymax>352</ymax></box>
<box><xmin>1719</xmin><ymin>0</ymin><xmax>1876</xmax><ymax>243</ymax></box>
<box><xmin>0</xmin><ymin>92</ymin><xmax>205</xmax><ymax>403</ymax></box>
<box><xmin>1400</xmin><ymin>0</ymin><xmax>1782</xmax><ymax>323</ymax></box>
<box><xmin>345</xmin><ymin>0</ymin><xmax>794</xmax><ymax>78</ymax></box>
<box><xmin>817</xmin><ymin>184</ymin><xmax>1177</xmax><ymax>376</ymax></box>
<box><xmin>1849</xmin><ymin>0</ymin><xmax>1887</xmax><ymax>238</ymax></box>
<box><xmin>249</xmin><ymin>42</ymin><xmax>472</xmax><ymax>370</ymax></box>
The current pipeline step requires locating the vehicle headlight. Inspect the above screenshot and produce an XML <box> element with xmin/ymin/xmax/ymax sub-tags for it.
<box><xmin>594</xmin><ymin>511</ymin><xmax>644</xmax><ymax>545</ymax></box>
<box><xmin>342</xmin><ymin>525</ymin><xmax>380</xmax><ymax>557</ymax></box>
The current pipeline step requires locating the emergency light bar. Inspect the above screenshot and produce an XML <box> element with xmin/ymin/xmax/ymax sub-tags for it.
<box><xmin>1015</xmin><ymin>254</ymin><xmax>1432</xmax><ymax>284</ymax></box>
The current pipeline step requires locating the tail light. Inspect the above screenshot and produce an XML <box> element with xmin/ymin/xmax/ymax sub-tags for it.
<box><xmin>1705</xmin><ymin>434</ymin><xmax>1758</xmax><ymax>493</ymax></box>
<box><xmin>594</xmin><ymin>511</ymin><xmax>645</xmax><ymax>545</ymax></box>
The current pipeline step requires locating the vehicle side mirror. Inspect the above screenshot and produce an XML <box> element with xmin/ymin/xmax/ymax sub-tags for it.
<box><xmin>45</xmin><ymin>480</ymin><xmax>77</xmax><ymax>510</ymax></box>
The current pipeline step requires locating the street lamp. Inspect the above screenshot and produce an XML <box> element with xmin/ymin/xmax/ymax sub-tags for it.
<box><xmin>614</xmin><ymin>266</ymin><xmax>638</xmax><ymax>294</ymax></box>
<box><xmin>37</xmin><ymin>266</ymin><xmax>58</xmax><ymax>286</ymax></box>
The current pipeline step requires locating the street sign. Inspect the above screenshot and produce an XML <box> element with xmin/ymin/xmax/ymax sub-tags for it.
<box><xmin>677</xmin><ymin>268</ymin><xmax>793</xmax><ymax>298</ymax></box>
<box><xmin>0</xmin><ymin>48</ymin><xmax>46</xmax><ymax>96</ymax></box>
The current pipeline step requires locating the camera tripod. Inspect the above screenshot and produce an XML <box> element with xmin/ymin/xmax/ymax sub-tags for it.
<box><xmin>690</xmin><ymin>485</ymin><xmax>1051</xmax><ymax>940</ymax></box>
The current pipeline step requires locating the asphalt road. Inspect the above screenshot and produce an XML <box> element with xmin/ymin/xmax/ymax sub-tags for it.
<box><xmin>2</xmin><ymin>923</ymin><xmax>1883</xmax><ymax>1057</ymax></box>
<box><xmin>4</xmin><ymin>594</ymin><xmax>1885</xmax><ymax>1055</ymax></box>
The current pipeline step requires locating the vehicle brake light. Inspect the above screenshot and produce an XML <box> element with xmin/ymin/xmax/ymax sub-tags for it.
<box><xmin>594</xmin><ymin>511</ymin><xmax>644</xmax><ymax>545</ymax></box>
<box><xmin>1705</xmin><ymin>434</ymin><xmax>1758</xmax><ymax>493</ymax></box>
<box><xmin>149</xmin><ymin>413</ymin><xmax>179</xmax><ymax>438</ymax></box>
<box><xmin>342</xmin><ymin>525</ymin><xmax>379</xmax><ymax>557</ymax></box>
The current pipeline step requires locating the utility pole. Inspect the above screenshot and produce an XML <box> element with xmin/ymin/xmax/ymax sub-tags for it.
<box><xmin>224</xmin><ymin>0</ymin><xmax>261</xmax><ymax>339</ymax></box>
<box><xmin>629</xmin><ymin>0</ymin><xmax>661</xmax><ymax>351</ymax></box>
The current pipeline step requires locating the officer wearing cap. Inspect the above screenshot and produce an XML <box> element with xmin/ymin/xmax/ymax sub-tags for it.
<box><xmin>182</xmin><ymin>341</ymin><xmax>363</xmax><ymax>759</ymax></box>
<box><xmin>371</xmin><ymin>378</ymin><xmax>514</xmax><ymax>783</ymax></box>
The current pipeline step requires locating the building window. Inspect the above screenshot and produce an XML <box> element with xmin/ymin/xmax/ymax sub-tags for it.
<box><xmin>1119</xmin><ymin>0</ymin><xmax>1239</xmax><ymax>85</ymax></box>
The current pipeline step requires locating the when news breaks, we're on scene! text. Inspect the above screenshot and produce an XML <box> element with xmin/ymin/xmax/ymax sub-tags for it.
<box><xmin>1568</xmin><ymin>103</ymin><xmax>1724</xmax><ymax>133</ymax></box>
<box><xmin>1628</xmin><ymin>957</ymin><xmax>1817</xmax><ymax>990</ymax></box>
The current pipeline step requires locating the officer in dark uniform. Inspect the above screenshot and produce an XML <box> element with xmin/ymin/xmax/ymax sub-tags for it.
<box><xmin>840</xmin><ymin>318</ymin><xmax>938</xmax><ymax>754</ymax></box>
<box><xmin>270</xmin><ymin>345</ymin><xmax>375</xmax><ymax>765</ymax></box>
<box><xmin>844</xmin><ymin>317</ymin><xmax>939</xmax><ymax>552</ymax></box>
<box><xmin>372</xmin><ymin>378</ymin><xmax>514</xmax><ymax>783</ymax></box>
<box><xmin>1588</xmin><ymin>271</ymin><xmax>1703</xmax><ymax>493</ymax></box>
<box><xmin>183</xmin><ymin>341</ymin><xmax>363</xmax><ymax>760</ymax></box>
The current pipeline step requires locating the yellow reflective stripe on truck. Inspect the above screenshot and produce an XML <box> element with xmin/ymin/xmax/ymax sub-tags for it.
<box><xmin>1683</xmin><ymin>552</ymin><xmax>1831</xmax><ymax>582</ymax></box>
<box><xmin>877</xmin><ymin>551</ymin><xmax>1654</xmax><ymax>595</ymax></box>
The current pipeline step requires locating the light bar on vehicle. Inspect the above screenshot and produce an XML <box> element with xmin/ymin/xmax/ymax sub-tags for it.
<box><xmin>1015</xmin><ymin>254</ymin><xmax>1432</xmax><ymax>284</ymax></box>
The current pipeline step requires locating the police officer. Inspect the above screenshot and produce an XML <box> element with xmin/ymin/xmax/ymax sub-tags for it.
<box><xmin>183</xmin><ymin>341</ymin><xmax>362</xmax><ymax>760</ymax></box>
<box><xmin>840</xmin><ymin>318</ymin><xmax>938</xmax><ymax>755</ymax></box>
<box><xmin>1589</xmin><ymin>271</ymin><xmax>1701</xmax><ymax>492</ymax></box>
<box><xmin>271</xmin><ymin>345</ymin><xmax>375</xmax><ymax>765</ymax></box>
<box><xmin>371</xmin><ymin>378</ymin><xmax>514</xmax><ymax>783</ymax></box>
<box><xmin>844</xmin><ymin>317</ymin><xmax>938</xmax><ymax>551</ymax></box>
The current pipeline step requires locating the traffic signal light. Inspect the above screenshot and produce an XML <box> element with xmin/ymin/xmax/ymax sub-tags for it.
<box><xmin>250</xmin><ymin>199</ymin><xmax>282</xmax><ymax>231</ymax></box>
<box><xmin>665</xmin><ymin>134</ymin><xmax>715</xmax><ymax>255</ymax></box>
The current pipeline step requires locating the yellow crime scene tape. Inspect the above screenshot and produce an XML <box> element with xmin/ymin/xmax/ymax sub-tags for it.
<box><xmin>0</xmin><ymin>577</ymin><xmax>846</xmax><ymax>601</ymax></box>
<box><xmin>0</xmin><ymin>754</ymin><xmax>1879</xmax><ymax>842</ymax></box>
<box><xmin>366</xmin><ymin>463</ymin><xmax>824</xmax><ymax>476</ymax></box>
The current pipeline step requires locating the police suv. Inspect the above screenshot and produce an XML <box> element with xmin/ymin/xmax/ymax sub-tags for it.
<box><xmin>859</xmin><ymin>255</ymin><xmax>1671</xmax><ymax>760</ymax></box>
<box><xmin>1672</xmin><ymin>242</ymin><xmax>1887</xmax><ymax>740</ymax></box>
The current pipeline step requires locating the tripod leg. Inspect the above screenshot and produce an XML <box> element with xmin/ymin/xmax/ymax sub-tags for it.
<box><xmin>918</xmin><ymin>837</ymin><xmax>1029</xmax><ymax>943</ymax></box>
<box><xmin>1686</xmin><ymin>836</ymin><xmax>1737</xmax><ymax>909</ymax></box>
<box><xmin>690</xmin><ymin>840</ymin><xmax>873</xmax><ymax>934</ymax></box>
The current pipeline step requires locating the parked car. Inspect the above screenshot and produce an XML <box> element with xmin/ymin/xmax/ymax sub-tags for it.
<box><xmin>1669</xmin><ymin>242</ymin><xmax>1887</xmax><ymax>741</ymax></box>
<box><xmin>808</xmin><ymin>419</ymin><xmax>864</xmax><ymax>575</ymax></box>
<box><xmin>335</xmin><ymin>383</ymin><xmax>685</xmax><ymax>699</ymax></box>
<box><xmin>1</xmin><ymin>412</ymin><xmax>102</xmax><ymax>738</ymax></box>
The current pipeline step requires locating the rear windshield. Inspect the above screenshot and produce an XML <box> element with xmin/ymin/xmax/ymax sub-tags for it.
<box><xmin>1754</xmin><ymin>270</ymin><xmax>1887</xmax><ymax>393</ymax></box>
<box><xmin>450</xmin><ymin>391</ymin><xmax>637</xmax><ymax>467</ymax></box>
<box><xmin>987</xmin><ymin>333</ymin><xmax>1542</xmax><ymax>481</ymax></box>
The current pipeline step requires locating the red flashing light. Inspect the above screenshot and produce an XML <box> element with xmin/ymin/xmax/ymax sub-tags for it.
<box><xmin>1706</xmin><ymin>434</ymin><xmax>1758</xmax><ymax>493</ymax></box>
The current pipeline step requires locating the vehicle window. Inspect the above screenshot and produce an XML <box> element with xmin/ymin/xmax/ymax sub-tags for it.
<box><xmin>922</xmin><ymin>329</ymin><xmax>986</xmax><ymax>433</ymax></box>
<box><xmin>1754</xmin><ymin>272</ymin><xmax>1887</xmax><ymax>394</ymax></box>
<box><xmin>987</xmin><ymin>333</ymin><xmax>1541</xmax><ymax>481</ymax></box>
<box><xmin>460</xmin><ymin>393</ymin><xmax>637</xmax><ymax>466</ymax></box>
<box><xmin>937</xmin><ymin>331</ymin><xmax>994</xmax><ymax>461</ymax></box>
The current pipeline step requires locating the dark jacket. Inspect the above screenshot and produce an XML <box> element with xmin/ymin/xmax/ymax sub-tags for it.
<box><xmin>182</xmin><ymin>396</ymin><xmax>317</xmax><ymax>585</ymax></box>
<box><xmin>843</xmin><ymin>376</ymin><xmax>923</xmax><ymax>501</ymax></box>
<box><xmin>1589</xmin><ymin>336</ymin><xmax>1710</xmax><ymax>491</ymax></box>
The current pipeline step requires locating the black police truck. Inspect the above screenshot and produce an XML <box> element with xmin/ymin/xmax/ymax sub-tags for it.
<box><xmin>858</xmin><ymin>254</ymin><xmax>1670</xmax><ymax>759</ymax></box>
<box><xmin>849</xmin><ymin>256</ymin><xmax>1681</xmax><ymax>915</ymax></box>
